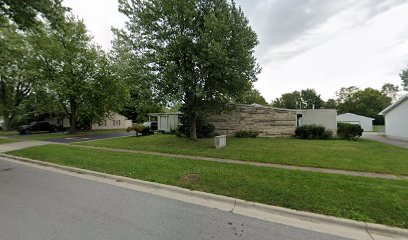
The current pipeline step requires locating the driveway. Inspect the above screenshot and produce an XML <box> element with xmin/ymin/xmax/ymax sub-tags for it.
<box><xmin>0</xmin><ymin>157</ymin><xmax>349</xmax><ymax>240</ymax></box>
<box><xmin>362</xmin><ymin>133</ymin><xmax>408</xmax><ymax>149</ymax></box>
<box><xmin>44</xmin><ymin>132</ymin><xmax>134</xmax><ymax>143</ymax></box>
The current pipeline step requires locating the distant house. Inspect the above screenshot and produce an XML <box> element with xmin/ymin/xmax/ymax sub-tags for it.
<box><xmin>47</xmin><ymin>113</ymin><xmax>132</xmax><ymax>130</ymax></box>
<box><xmin>91</xmin><ymin>113</ymin><xmax>133</xmax><ymax>130</ymax></box>
<box><xmin>337</xmin><ymin>113</ymin><xmax>374</xmax><ymax>132</ymax></box>
<box><xmin>379</xmin><ymin>95</ymin><xmax>408</xmax><ymax>140</ymax></box>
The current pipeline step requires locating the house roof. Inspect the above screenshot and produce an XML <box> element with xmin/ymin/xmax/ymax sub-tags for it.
<box><xmin>148</xmin><ymin>112</ymin><xmax>183</xmax><ymax>116</ymax></box>
<box><xmin>337</xmin><ymin>113</ymin><xmax>375</xmax><ymax>120</ymax></box>
<box><xmin>379</xmin><ymin>94</ymin><xmax>408</xmax><ymax>115</ymax></box>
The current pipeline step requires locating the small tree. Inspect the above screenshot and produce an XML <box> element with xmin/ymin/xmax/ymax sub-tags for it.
<box><xmin>117</xmin><ymin>0</ymin><xmax>260</xmax><ymax>139</ymax></box>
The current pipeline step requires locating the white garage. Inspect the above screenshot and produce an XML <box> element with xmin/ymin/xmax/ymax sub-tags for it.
<box><xmin>379</xmin><ymin>95</ymin><xmax>408</xmax><ymax>140</ymax></box>
<box><xmin>337</xmin><ymin>113</ymin><xmax>374</xmax><ymax>132</ymax></box>
<box><xmin>148</xmin><ymin>112</ymin><xmax>182</xmax><ymax>132</ymax></box>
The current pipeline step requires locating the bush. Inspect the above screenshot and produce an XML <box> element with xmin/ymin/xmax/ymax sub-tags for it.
<box><xmin>178</xmin><ymin>115</ymin><xmax>215</xmax><ymax>138</ymax></box>
<box><xmin>235</xmin><ymin>130</ymin><xmax>258</xmax><ymax>138</ymax></box>
<box><xmin>295</xmin><ymin>125</ymin><xmax>332</xmax><ymax>140</ymax></box>
<box><xmin>337</xmin><ymin>123</ymin><xmax>363</xmax><ymax>140</ymax></box>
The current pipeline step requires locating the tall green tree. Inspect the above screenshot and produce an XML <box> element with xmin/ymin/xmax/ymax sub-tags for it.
<box><xmin>337</xmin><ymin>87</ymin><xmax>391</xmax><ymax>124</ymax></box>
<box><xmin>117</xmin><ymin>0</ymin><xmax>260</xmax><ymax>139</ymax></box>
<box><xmin>324</xmin><ymin>99</ymin><xmax>337</xmax><ymax>109</ymax></box>
<box><xmin>0</xmin><ymin>0</ymin><xmax>66</xmax><ymax>29</ymax></box>
<box><xmin>0</xmin><ymin>0</ymin><xmax>67</xmax><ymax>130</ymax></box>
<box><xmin>32</xmin><ymin>16</ymin><xmax>129</xmax><ymax>131</ymax></box>
<box><xmin>111</xmin><ymin>28</ymin><xmax>164</xmax><ymax>123</ymax></box>
<box><xmin>234</xmin><ymin>88</ymin><xmax>267</xmax><ymax>105</ymax></box>
<box><xmin>381</xmin><ymin>83</ymin><xmax>400</xmax><ymax>101</ymax></box>
<box><xmin>272</xmin><ymin>91</ymin><xmax>301</xmax><ymax>109</ymax></box>
<box><xmin>401</xmin><ymin>67</ymin><xmax>408</xmax><ymax>91</ymax></box>
<box><xmin>0</xmin><ymin>24</ymin><xmax>37</xmax><ymax>130</ymax></box>
<box><xmin>272</xmin><ymin>89</ymin><xmax>323</xmax><ymax>109</ymax></box>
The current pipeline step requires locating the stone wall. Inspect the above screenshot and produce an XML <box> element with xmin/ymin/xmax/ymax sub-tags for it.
<box><xmin>208</xmin><ymin>105</ymin><xmax>297</xmax><ymax>137</ymax></box>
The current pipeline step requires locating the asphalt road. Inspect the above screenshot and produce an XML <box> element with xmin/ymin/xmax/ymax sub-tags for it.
<box><xmin>0</xmin><ymin>158</ymin><xmax>350</xmax><ymax>240</ymax></box>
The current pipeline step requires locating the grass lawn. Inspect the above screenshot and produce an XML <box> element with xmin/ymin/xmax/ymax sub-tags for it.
<box><xmin>0</xmin><ymin>138</ymin><xmax>18</xmax><ymax>144</ymax></box>
<box><xmin>1</xmin><ymin>129</ymin><xmax>126</xmax><ymax>140</ymax></box>
<box><xmin>7</xmin><ymin>144</ymin><xmax>408</xmax><ymax>228</ymax></box>
<box><xmin>76</xmin><ymin>134</ymin><xmax>408</xmax><ymax>175</ymax></box>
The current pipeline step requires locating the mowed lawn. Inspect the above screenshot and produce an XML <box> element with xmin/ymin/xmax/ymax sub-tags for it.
<box><xmin>76</xmin><ymin>134</ymin><xmax>408</xmax><ymax>175</ymax></box>
<box><xmin>0</xmin><ymin>138</ymin><xmax>18</xmax><ymax>144</ymax></box>
<box><xmin>7</xmin><ymin>144</ymin><xmax>408</xmax><ymax>228</ymax></box>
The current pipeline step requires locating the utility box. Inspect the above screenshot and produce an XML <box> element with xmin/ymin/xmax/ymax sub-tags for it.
<box><xmin>214</xmin><ymin>135</ymin><xmax>227</xmax><ymax>149</ymax></box>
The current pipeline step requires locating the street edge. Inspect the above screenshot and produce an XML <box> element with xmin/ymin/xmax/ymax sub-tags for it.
<box><xmin>1</xmin><ymin>153</ymin><xmax>407</xmax><ymax>240</ymax></box>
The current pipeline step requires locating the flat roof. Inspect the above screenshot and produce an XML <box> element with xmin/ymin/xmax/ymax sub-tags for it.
<box><xmin>148</xmin><ymin>112</ymin><xmax>183</xmax><ymax>116</ymax></box>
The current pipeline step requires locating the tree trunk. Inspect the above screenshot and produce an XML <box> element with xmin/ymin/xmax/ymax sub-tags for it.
<box><xmin>69</xmin><ymin>113</ymin><xmax>77</xmax><ymax>132</ymax></box>
<box><xmin>189</xmin><ymin>113</ymin><xmax>197</xmax><ymax>140</ymax></box>
<box><xmin>69</xmin><ymin>100</ymin><xmax>77</xmax><ymax>132</ymax></box>
<box><xmin>3</xmin><ymin>114</ymin><xmax>16</xmax><ymax>131</ymax></box>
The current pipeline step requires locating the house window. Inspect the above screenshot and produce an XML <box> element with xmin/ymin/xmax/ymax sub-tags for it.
<box><xmin>98</xmin><ymin>121</ymin><xmax>107</xmax><ymax>127</ymax></box>
<box><xmin>113</xmin><ymin>120</ymin><xmax>120</xmax><ymax>126</ymax></box>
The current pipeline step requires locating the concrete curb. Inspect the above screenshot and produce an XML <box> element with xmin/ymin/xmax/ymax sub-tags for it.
<box><xmin>1</xmin><ymin>153</ymin><xmax>407</xmax><ymax>240</ymax></box>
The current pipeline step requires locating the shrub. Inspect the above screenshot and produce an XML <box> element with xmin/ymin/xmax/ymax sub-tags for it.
<box><xmin>295</xmin><ymin>125</ymin><xmax>332</xmax><ymax>140</ymax></box>
<box><xmin>337</xmin><ymin>123</ymin><xmax>363</xmax><ymax>140</ymax></box>
<box><xmin>235</xmin><ymin>130</ymin><xmax>258</xmax><ymax>138</ymax></box>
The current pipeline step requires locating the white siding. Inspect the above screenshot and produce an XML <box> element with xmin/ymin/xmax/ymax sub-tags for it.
<box><xmin>337</xmin><ymin>113</ymin><xmax>373</xmax><ymax>131</ymax></box>
<box><xmin>384</xmin><ymin>100</ymin><xmax>408</xmax><ymax>140</ymax></box>
<box><xmin>157</xmin><ymin>115</ymin><xmax>179</xmax><ymax>132</ymax></box>
<box><xmin>92</xmin><ymin>113</ymin><xmax>132</xmax><ymax>130</ymax></box>
<box><xmin>297</xmin><ymin>109</ymin><xmax>337</xmax><ymax>133</ymax></box>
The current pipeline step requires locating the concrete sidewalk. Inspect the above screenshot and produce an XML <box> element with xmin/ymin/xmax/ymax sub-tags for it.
<box><xmin>1</xmin><ymin>155</ymin><xmax>407</xmax><ymax>240</ymax></box>
<box><xmin>362</xmin><ymin>133</ymin><xmax>408</xmax><ymax>149</ymax></box>
<box><xmin>0</xmin><ymin>140</ymin><xmax>54</xmax><ymax>153</ymax></box>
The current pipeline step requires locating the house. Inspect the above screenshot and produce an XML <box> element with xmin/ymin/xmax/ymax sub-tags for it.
<box><xmin>47</xmin><ymin>113</ymin><xmax>132</xmax><ymax>130</ymax></box>
<box><xmin>208</xmin><ymin>104</ymin><xmax>297</xmax><ymax>137</ymax></box>
<box><xmin>91</xmin><ymin>113</ymin><xmax>133</xmax><ymax>130</ymax></box>
<box><xmin>148</xmin><ymin>112</ymin><xmax>182</xmax><ymax>132</ymax></box>
<box><xmin>147</xmin><ymin>105</ymin><xmax>338</xmax><ymax>137</ymax></box>
<box><xmin>337</xmin><ymin>113</ymin><xmax>374</xmax><ymax>131</ymax></box>
<box><xmin>296</xmin><ymin>109</ymin><xmax>338</xmax><ymax>133</ymax></box>
<box><xmin>379</xmin><ymin>94</ymin><xmax>408</xmax><ymax>140</ymax></box>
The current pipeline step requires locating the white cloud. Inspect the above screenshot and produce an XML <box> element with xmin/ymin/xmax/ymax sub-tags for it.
<box><xmin>63</xmin><ymin>0</ymin><xmax>408</xmax><ymax>101</ymax></box>
<box><xmin>63</xmin><ymin>0</ymin><xmax>126</xmax><ymax>50</ymax></box>
<box><xmin>253</xmin><ymin>1</ymin><xmax>408</xmax><ymax>101</ymax></box>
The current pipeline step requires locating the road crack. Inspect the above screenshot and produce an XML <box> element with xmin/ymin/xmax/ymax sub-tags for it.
<box><xmin>365</xmin><ymin>223</ymin><xmax>375</xmax><ymax>240</ymax></box>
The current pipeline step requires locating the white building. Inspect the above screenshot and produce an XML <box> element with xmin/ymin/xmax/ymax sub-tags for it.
<box><xmin>52</xmin><ymin>113</ymin><xmax>132</xmax><ymax>130</ymax></box>
<box><xmin>337</xmin><ymin>113</ymin><xmax>374</xmax><ymax>132</ymax></box>
<box><xmin>148</xmin><ymin>112</ymin><xmax>182</xmax><ymax>132</ymax></box>
<box><xmin>296</xmin><ymin>109</ymin><xmax>338</xmax><ymax>133</ymax></box>
<box><xmin>379</xmin><ymin>95</ymin><xmax>408</xmax><ymax>140</ymax></box>
<box><xmin>91</xmin><ymin>113</ymin><xmax>133</xmax><ymax>130</ymax></box>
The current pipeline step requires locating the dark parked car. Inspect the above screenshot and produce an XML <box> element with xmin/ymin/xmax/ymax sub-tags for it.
<box><xmin>18</xmin><ymin>121</ymin><xmax>61</xmax><ymax>134</ymax></box>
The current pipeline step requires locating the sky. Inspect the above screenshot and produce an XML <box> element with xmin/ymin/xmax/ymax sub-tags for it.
<box><xmin>63</xmin><ymin>0</ymin><xmax>408</xmax><ymax>102</ymax></box>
